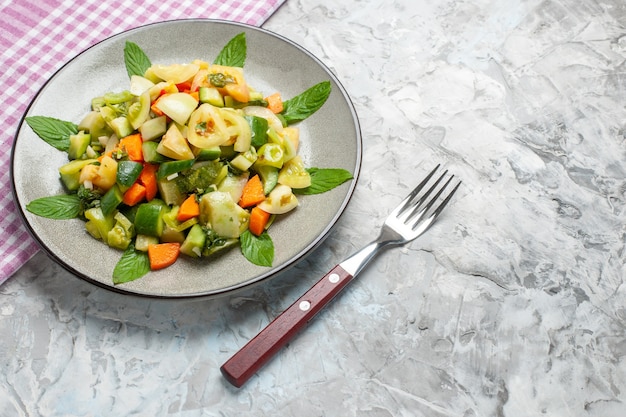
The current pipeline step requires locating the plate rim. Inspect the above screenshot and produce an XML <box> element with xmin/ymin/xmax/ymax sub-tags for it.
<box><xmin>10</xmin><ymin>18</ymin><xmax>362</xmax><ymax>299</ymax></box>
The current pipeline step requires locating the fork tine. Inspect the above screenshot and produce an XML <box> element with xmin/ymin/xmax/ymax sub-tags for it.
<box><xmin>409</xmin><ymin>176</ymin><xmax>461</xmax><ymax>231</ymax></box>
<box><xmin>399</xmin><ymin>169</ymin><xmax>449</xmax><ymax>223</ymax></box>
<box><xmin>394</xmin><ymin>164</ymin><xmax>441</xmax><ymax>218</ymax></box>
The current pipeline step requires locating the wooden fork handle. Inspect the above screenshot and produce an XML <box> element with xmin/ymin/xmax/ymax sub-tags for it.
<box><xmin>220</xmin><ymin>264</ymin><xmax>354</xmax><ymax>388</ymax></box>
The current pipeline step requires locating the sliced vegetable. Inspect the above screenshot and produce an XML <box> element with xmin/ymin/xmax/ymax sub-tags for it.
<box><xmin>156</xmin><ymin>124</ymin><xmax>195</xmax><ymax>160</ymax></box>
<box><xmin>134</xmin><ymin>201</ymin><xmax>165</xmax><ymax>237</ymax></box>
<box><xmin>180</xmin><ymin>224</ymin><xmax>206</xmax><ymax>258</ymax></box>
<box><xmin>199</xmin><ymin>191</ymin><xmax>250</xmax><ymax>238</ymax></box>
<box><xmin>122</xmin><ymin>182</ymin><xmax>147</xmax><ymax>206</ymax></box>
<box><xmin>156</xmin><ymin>159</ymin><xmax>195</xmax><ymax>180</ymax></box>
<box><xmin>148</xmin><ymin>242</ymin><xmax>181</xmax><ymax>270</ymax></box>
<box><xmin>238</xmin><ymin>175</ymin><xmax>265</xmax><ymax>208</ymax></box>
<box><xmin>248</xmin><ymin>206</ymin><xmax>271</xmax><ymax>236</ymax></box>
<box><xmin>177</xmin><ymin>194</ymin><xmax>200</xmax><ymax>222</ymax></box>
<box><xmin>116</xmin><ymin>160</ymin><xmax>144</xmax><ymax>188</ymax></box>
<box><xmin>154</xmin><ymin>92</ymin><xmax>199</xmax><ymax>125</ymax></box>
<box><xmin>257</xmin><ymin>184</ymin><xmax>298</xmax><ymax>214</ymax></box>
<box><xmin>265</xmin><ymin>93</ymin><xmax>283</xmax><ymax>114</ymax></box>
<box><xmin>68</xmin><ymin>131</ymin><xmax>91</xmax><ymax>160</ymax></box>
<box><xmin>101</xmin><ymin>184</ymin><xmax>124</xmax><ymax>216</ymax></box>
<box><xmin>119</xmin><ymin>133</ymin><xmax>143</xmax><ymax>162</ymax></box>
<box><xmin>277</xmin><ymin>156</ymin><xmax>311</xmax><ymax>189</ymax></box>
<box><xmin>139</xmin><ymin>163</ymin><xmax>158</xmax><ymax>201</ymax></box>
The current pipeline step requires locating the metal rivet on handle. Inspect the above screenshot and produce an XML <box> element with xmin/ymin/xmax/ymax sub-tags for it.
<box><xmin>299</xmin><ymin>301</ymin><xmax>311</xmax><ymax>311</ymax></box>
<box><xmin>328</xmin><ymin>273</ymin><xmax>340</xmax><ymax>283</ymax></box>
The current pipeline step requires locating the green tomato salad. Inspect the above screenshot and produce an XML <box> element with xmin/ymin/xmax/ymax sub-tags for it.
<box><xmin>24</xmin><ymin>33</ymin><xmax>353</xmax><ymax>285</ymax></box>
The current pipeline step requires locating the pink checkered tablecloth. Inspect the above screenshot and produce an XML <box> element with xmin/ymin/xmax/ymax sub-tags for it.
<box><xmin>0</xmin><ymin>0</ymin><xmax>286</xmax><ymax>284</ymax></box>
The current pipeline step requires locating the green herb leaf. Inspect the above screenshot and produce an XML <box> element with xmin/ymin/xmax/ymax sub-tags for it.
<box><xmin>26</xmin><ymin>194</ymin><xmax>81</xmax><ymax>219</ymax></box>
<box><xmin>213</xmin><ymin>32</ymin><xmax>246</xmax><ymax>68</ymax></box>
<box><xmin>124</xmin><ymin>41</ymin><xmax>152</xmax><ymax>78</ymax></box>
<box><xmin>113</xmin><ymin>244</ymin><xmax>150</xmax><ymax>285</ymax></box>
<box><xmin>24</xmin><ymin>116</ymin><xmax>77</xmax><ymax>152</ymax></box>
<box><xmin>294</xmin><ymin>168</ymin><xmax>353</xmax><ymax>195</ymax></box>
<box><xmin>281</xmin><ymin>81</ymin><xmax>332</xmax><ymax>125</ymax></box>
<box><xmin>240</xmin><ymin>230</ymin><xmax>274</xmax><ymax>267</ymax></box>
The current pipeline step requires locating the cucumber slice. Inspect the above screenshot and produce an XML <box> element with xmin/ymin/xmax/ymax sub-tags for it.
<box><xmin>101</xmin><ymin>184</ymin><xmax>124</xmax><ymax>216</ymax></box>
<box><xmin>180</xmin><ymin>224</ymin><xmax>206</xmax><ymax>257</ymax></box>
<box><xmin>157</xmin><ymin>159</ymin><xmax>195</xmax><ymax>180</ymax></box>
<box><xmin>68</xmin><ymin>131</ymin><xmax>91</xmax><ymax>160</ymax></box>
<box><xmin>134</xmin><ymin>202</ymin><xmax>165</xmax><ymax>237</ymax></box>
<box><xmin>116</xmin><ymin>160</ymin><xmax>143</xmax><ymax>188</ymax></box>
<box><xmin>142</xmin><ymin>141</ymin><xmax>171</xmax><ymax>164</ymax></box>
<box><xmin>245</xmin><ymin>115</ymin><xmax>268</xmax><ymax>148</ymax></box>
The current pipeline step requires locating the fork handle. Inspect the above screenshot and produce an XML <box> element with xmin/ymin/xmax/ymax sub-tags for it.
<box><xmin>220</xmin><ymin>264</ymin><xmax>354</xmax><ymax>388</ymax></box>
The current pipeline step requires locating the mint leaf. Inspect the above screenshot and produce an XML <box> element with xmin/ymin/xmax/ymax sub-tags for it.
<box><xmin>113</xmin><ymin>244</ymin><xmax>150</xmax><ymax>284</ymax></box>
<box><xmin>240</xmin><ymin>230</ymin><xmax>274</xmax><ymax>267</ymax></box>
<box><xmin>213</xmin><ymin>32</ymin><xmax>246</xmax><ymax>68</ymax></box>
<box><xmin>124</xmin><ymin>41</ymin><xmax>152</xmax><ymax>78</ymax></box>
<box><xmin>294</xmin><ymin>168</ymin><xmax>353</xmax><ymax>195</ymax></box>
<box><xmin>26</xmin><ymin>194</ymin><xmax>81</xmax><ymax>219</ymax></box>
<box><xmin>281</xmin><ymin>81</ymin><xmax>331</xmax><ymax>125</ymax></box>
<box><xmin>24</xmin><ymin>116</ymin><xmax>77</xmax><ymax>152</ymax></box>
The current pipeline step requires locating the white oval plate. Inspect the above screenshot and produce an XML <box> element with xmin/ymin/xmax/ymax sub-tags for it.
<box><xmin>11</xmin><ymin>19</ymin><xmax>361</xmax><ymax>299</ymax></box>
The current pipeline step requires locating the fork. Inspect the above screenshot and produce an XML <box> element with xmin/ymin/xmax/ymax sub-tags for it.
<box><xmin>221</xmin><ymin>164</ymin><xmax>461</xmax><ymax>387</ymax></box>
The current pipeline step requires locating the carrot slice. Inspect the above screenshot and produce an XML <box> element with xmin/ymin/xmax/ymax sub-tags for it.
<box><xmin>265</xmin><ymin>92</ymin><xmax>283</xmax><ymax>114</ymax></box>
<box><xmin>177</xmin><ymin>194</ymin><xmax>200</xmax><ymax>222</ymax></box>
<box><xmin>249</xmin><ymin>206</ymin><xmax>271</xmax><ymax>236</ymax></box>
<box><xmin>119</xmin><ymin>133</ymin><xmax>143</xmax><ymax>162</ymax></box>
<box><xmin>148</xmin><ymin>242</ymin><xmax>181</xmax><ymax>270</ymax></box>
<box><xmin>238</xmin><ymin>175</ymin><xmax>265</xmax><ymax>208</ymax></box>
<box><xmin>139</xmin><ymin>163</ymin><xmax>158</xmax><ymax>201</ymax></box>
<box><xmin>122</xmin><ymin>182</ymin><xmax>146</xmax><ymax>206</ymax></box>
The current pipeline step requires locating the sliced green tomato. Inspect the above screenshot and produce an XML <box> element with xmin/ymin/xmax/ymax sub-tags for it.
<box><xmin>254</xmin><ymin>143</ymin><xmax>284</xmax><ymax>169</ymax></box>
<box><xmin>150</xmin><ymin>63</ymin><xmax>200</xmax><ymax>84</ymax></box>
<box><xmin>277</xmin><ymin>156</ymin><xmax>311</xmax><ymax>189</ymax></box>
<box><xmin>187</xmin><ymin>103</ymin><xmax>229</xmax><ymax>149</ymax></box>
<box><xmin>127</xmin><ymin>90</ymin><xmax>151</xmax><ymax>129</ymax></box>
<box><xmin>107</xmin><ymin>212</ymin><xmax>134</xmax><ymax>250</ymax></box>
<box><xmin>134</xmin><ymin>202</ymin><xmax>165</xmax><ymax>237</ymax></box>
<box><xmin>135</xmin><ymin>234</ymin><xmax>159</xmax><ymax>252</ymax></box>
<box><xmin>139</xmin><ymin>115</ymin><xmax>167</xmax><ymax>141</ymax></box>
<box><xmin>156</xmin><ymin>124</ymin><xmax>195</xmax><ymax>160</ymax></box>
<box><xmin>199</xmin><ymin>191</ymin><xmax>250</xmax><ymax>239</ymax></box>
<box><xmin>116</xmin><ymin>160</ymin><xmax>144</xmax><ymax>188</ymax></box>
<box><xmin>156</xmin><ymin>159</ymin><xmax>195</xmax><ymax>180</ymax></box>
<box><xmin>219</xmin><ymin>107</ymin><xmax>251</xmax><ymax>152</ymax></box>
<box><xmin>104</xmin><ymin>90</ymin><xmax>134</xmax><ymax>105</ymax></box>
<box><xmin>84</xmin><ymin>207</ymin><xmax>116</xmax><ymax>244</ymax></box>
<box><xmin>218</xmin><ymin>172</ymin><xmax>249</xmax><ymax>204</ymax></box>
<box><xmin>154</xmin><ymin>93</ymin><xmax>199</xmax><ymax>125</ymax></box>
<box><xmin>101</xmin><ymin>184</ymin><xmax>124</xmax><ymax>216</ymax></box>
<box><xmin>129</xmin><ymin>75</ymin><xmax>155</xmax><ymax>96</ymax></box>
<box><xmin>257</xmin><ymin>184</ymin><xmax>299</xmax><ymax>214</ymax></box>
<box><xmin>78</xmin><ymin>111</ymin><xmax>112</xmax><ymax>139</ymax></box>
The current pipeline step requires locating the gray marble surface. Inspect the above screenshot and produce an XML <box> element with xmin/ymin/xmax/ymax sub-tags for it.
<box><xmin>2</xmin><ymin>0</ymin><xmax>626</xmax><ymax>415</ymax></box>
